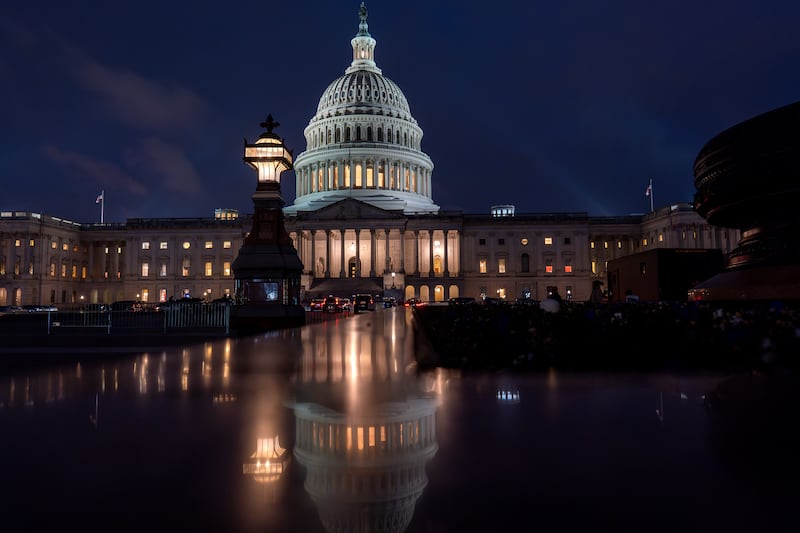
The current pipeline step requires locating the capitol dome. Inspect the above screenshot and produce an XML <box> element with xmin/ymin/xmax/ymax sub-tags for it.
<box><xmin>284</xmin><ymin>3</ymin><xmax>439</xmax><ymax>215</ymax></box>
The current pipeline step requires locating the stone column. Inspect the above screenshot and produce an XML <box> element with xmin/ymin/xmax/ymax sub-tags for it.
<box><xmin>443</xmin><ymin>230</ymin><xmax>450</xmax><ymax>276</ymax></box>
<box><xmin>399</xmin><ymin>229</ymin><xmax>406</xmax><ymax>273</ymax></box>
<box><xmin>310</xmin><ymin>230</ymin><xmax>316</xmax><ymax>277</ymax></box>
<box><xmin>428</xmin><ymin>230</ymin><xmax>434</xmax><ymax>276</ymax></box>
<box><xmin>369</xmin><ymin>229</ymin><xmax>376</xmax><ymax>277</ymax></box>
<box><xmin>339</xmin><ymin>229</ymin><xmax>346</xmax><ymax>277</ymax></box>
<box><xmin>355</xmin><ymin>229</ymin><xmax>361</xmax><ymax>277</ymax></box>
<box><xmin>413</xmin><ymin>230</ymin><xmax>420</xmax><ymax>276</ymax></box>
<box><xmin>325</xmin><ymin>230</ymin><xmax>332</xmax><ymax>278</ymax></box>
<box><xmin>384</xmin><ymin>229</ymin><xmax>391</xmax><ymax>274</ymax></box>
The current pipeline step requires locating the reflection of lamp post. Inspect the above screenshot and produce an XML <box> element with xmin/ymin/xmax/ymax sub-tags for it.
<box><xmin>391</xmin><ymin>271</ymin><xmax>396</xmax><ymax>289</ymax></box>
<box><xmin>243</xmin><ymin>435</ymin><xmax>289</xmax><ymax>484</ymax></box>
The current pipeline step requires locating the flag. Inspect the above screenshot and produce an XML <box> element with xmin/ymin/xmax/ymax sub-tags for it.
<box><xmin>645</xmin><ymin>183</ymin><xmax>652</xmax><ymax>197</ymax></box>
<box><xmin>96</xmin><ymin>192</ymin><xmax>104</xmax><ymax>204</ymax></box>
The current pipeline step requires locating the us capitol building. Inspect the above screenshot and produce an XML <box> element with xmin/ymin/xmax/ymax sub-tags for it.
<box><xmin>0</xmin><ymin>5</ymin><xmax>737</xmax><ymax>308</ymax></box>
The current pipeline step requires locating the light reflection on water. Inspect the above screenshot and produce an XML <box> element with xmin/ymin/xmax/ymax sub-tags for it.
<box><xmin>0</xmin><ymin>309</ymin><xmax>797</xmax><ymax>532</ymax></box>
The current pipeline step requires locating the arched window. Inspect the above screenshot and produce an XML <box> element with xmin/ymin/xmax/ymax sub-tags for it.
<box><xmin>345</xmin><ymin>127</ymin><xmax>351</xmax><ymax>142</ymax></box>
<box><xmin>521</xmin><ymin>253</ymin><xmax>530</xmax><ymax>273</ymax></box>
<box><xmin>377</xmin><ymin>128</ymin><xmax>383</xmax><ymax>142</ymax></box>
<box><xmin>335</xmin><ymin>128</ymin><xmax>341</xmax><ymax>143</ymax></box>
<box><xmin>387</xmin><ymin>128</ymin><xmax>392</xmax><ymax>143</ymax></box>
<box><xmin>367</xmin><ymin>127</ymin><xmax>373</xmax><ymax>141</ymax></box>
<box><xmin>326</xmin><ymin>129</ymin><xmax>332</xmax><ymax>144</ymax></box>
<box><xmin>356</xmin><ymin>126</ymin><xmax>362</xmax><ymax>140</ymax></box>
<box><xmin>404</xmin><ymin>133</ymin><xmax>408</xmax><ymax>146</ymax></box>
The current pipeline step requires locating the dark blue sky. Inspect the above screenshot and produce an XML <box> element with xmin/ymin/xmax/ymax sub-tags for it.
<box><xmin>2</xmin><ymin>1</ymin><xmax>799</xmax><ymax>223</ymax></box>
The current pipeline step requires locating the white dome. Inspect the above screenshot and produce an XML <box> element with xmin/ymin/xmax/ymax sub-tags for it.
<box><xmin>284</xmin><ymin>4</ymin><xmax>438</xmax><ymax>216</ymax></box>
<box><xmin>313</xmin><ymin>71</ymin><xmax>413</xmax><ymax>122</ymax></box>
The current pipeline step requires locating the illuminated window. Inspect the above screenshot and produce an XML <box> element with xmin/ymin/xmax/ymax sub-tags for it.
<box><xmin>141</xmin><ymin>242</ymin><xmax>150</xmax><ymax>250</ymax></box>
<box><xmin>51</xmin><ymin>241</ymin><xmax>57</xmax><ymax>249</ymax></box>
<box><xmin>591</xmin><ymin>241</ymin><xmax>595</xmax><ymax>249</ymax></box>
<box><xmin>658</xmin><ymin>233</ymin><xmax>664</xmax><ymax>242</ymax></box>
<box><xmin>591</xmin><ymin>261</ymin><xmax>597</xmax><ymax>274</ymax></box>
<box><xmin>71</xmin><ymin>265</ymin><xmax>77</xmax><ymax>278</ymax></box>
<box><xmin>28</xmin><ymin>262</ymin><xmax>33</xmax><ymax>275</ymax></box>
<box><xmin>498</xmin><ymin>258</ymin><xmax>506</xmax><ymax>273</ymax></box>
<box><xmin>141</xmin><ymin>289</ymin><xmax>149</xmax><ymax>302</ymax></box>
<box><xmin>564</xmin><ymin>264</ymin><xmax>573</xmax><ymax>273</ymax></box>
<box><xmin>545</xmin><ymin>259</ymin><xmax>553</xmax><ymax>273</ymax></box>
<box><xmin>604</xmin><ymin>241</ymin><xmax>609</xmax><ymax>249</ymax></box>
<box><xmin>182</xmin><ymin>258</ymin><xmax>190</xmax><ymax>277</ymax></box>
<box><xmin>104</xmin><ymin>247</ymin><xmax>109</xmax><ymax>254</ymax></box>
<box><xmin>204</xmin><ymin>241</ymin><xmax>213</xmax><ymax>249</ymax></box>
<box><xmin>617</xmin><ymin>241</ymin><xmax>622</xmax><ymax>249</ymax></box>
<box><xmin>63</xmin><ymin>243</ymin><xmax>68</xmax><ymax>251</ymax></box>
<box><xmin>141</xmin><ymin>263</ymin><xmax>149</xmax><ymax>277</ymax></box>
<box><xmin>521</xmin><ymin>238</ymin><xmax>528</xmax><ymax>246</ymax></box>
<box><xmin>29</xmin><ymin>239</ymin><xmax>35</xmax><ymax>247</ymax></box>
<box><xmin>182</xmin><ymin>241</ymin><xmax>191</xmax><ymax>250</ymax></box>
<box><xmin>479</xmin><ymin>259</ymin><xmax>487</xmax><ymax>273</ymax></box>
<box><xmin>223</xmin><ymin>241</ymin><xmax>232</xmax><ymax>249</ymax></box>
<box><xmin>159</xmin><ymin>289</ymin><xmax>167</xmax><ymax>302</ymax></box>
<box><xmin>14</xmin><ymin>239</ymin><xmax>20</xmax><ymax>247</ymax></box>
<box><xmin>81</xmin><ymin>266</ymin><xmax>87</xmax><ymax>279</ymax></box>
<box><xmin>643</xmin><ymin>238</ymin><xmax>648</xmax><ymax>246</ymax></box>
<box><xmin>204</xmin><ymin>262</ymin><xmax>213</xmax><ymax>276</ymax></box>
<box><xmin>74</xmin><ymin>245</ymin><xmax>79</xmax><ymax>252</ymax></box>
<box><xmin>117</xmin><ymin>247</ymin><xmax>121</xmax><ymax>254</ymax></box>
<box><xmin>223</xmin><ymin>261</ymin><xmax>231</xmax><ymax>276</ymax></box>
<box><xmin>693</xmin><ymin>231</ymin><xmax>697</xmax><ymax>240</ymax></box>
<box><xmin>544</xmin><ymin>236</ymin><xmax>553</xmax><ymax>245</ymax></box>
<box><xmin>61</xmin><ymin>264</ymin><xmax>67</xmax><ymax>277</ymax></box>
<box><xmin>49</xmin><ymin>263</ymin><xmax>56</xmax><ymax>277</ymax></box>
<box><xmin>160</xmin><ymin>241</ymin><xmax>168</xmax><ymax>249</ymax></box>
<box><xmin>682</xmin><ymin>231</ymin><xmax>686</xmax><ymax>240</ymax></box>
<box><xmin>0</xmin><ymin>261</ymin><xmax>4</xmax><ymax>275</ymax></box>
<box><xmin>160</xmin><ymin>263</ymin><xmax>167</xmax><ymax>277</ymax></box>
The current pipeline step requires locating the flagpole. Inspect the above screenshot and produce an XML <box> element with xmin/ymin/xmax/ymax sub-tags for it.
<box><xmin>100</xmin><ymin>190</ymin><xmax>104</xmax><ymax>224</ymax></box>
<box><xmin>649</xmin><ymin>178</ymin><xmax>654</xmax><ymax>213</ymax></box>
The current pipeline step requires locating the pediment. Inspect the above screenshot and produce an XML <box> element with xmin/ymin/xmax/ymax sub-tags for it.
<box><xmin>300</xmin><ymin>198</ymin><xmax>404</xmax><ymax>221</ymax></box>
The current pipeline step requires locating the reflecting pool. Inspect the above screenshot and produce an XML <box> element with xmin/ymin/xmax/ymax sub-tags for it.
<box><xmin>0</xmin><ymin>308</ymin><xmax>796</xmax><ymax>532</ymax></box>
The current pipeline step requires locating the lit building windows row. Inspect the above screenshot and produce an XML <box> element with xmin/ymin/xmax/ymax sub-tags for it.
<box><xmin>140</xmin><ymin>261</ymin><xmax>232</xmax><ymax>278</ymax></box>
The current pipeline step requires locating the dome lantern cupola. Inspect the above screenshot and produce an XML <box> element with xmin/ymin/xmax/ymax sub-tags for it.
<box><xmin>347</xmin><ymin>3</ymin><xmax>380</xmax><ymax>75</ymax></box>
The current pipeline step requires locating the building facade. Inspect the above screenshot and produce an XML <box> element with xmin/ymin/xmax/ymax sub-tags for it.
<box><xmin>0</xmin><ymin>7</ymin><xmax>739</xmax><ymax>308</ymax></box>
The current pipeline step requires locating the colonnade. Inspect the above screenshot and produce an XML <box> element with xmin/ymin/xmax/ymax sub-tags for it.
<box><xmin>291</xmin><ymin>227</ymin><xmax>459</xmax><ymax>279</ymax></box>
<box><xmin>296</xmin><ymin>158</ymin><xmax>432</xmax><ymax>199</ymax></box>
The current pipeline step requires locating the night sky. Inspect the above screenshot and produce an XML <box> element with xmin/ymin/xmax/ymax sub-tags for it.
<box><xmin>2</xmin><ymin>1</ymin><xmax>799</xmax><ymax>223</ymax></box>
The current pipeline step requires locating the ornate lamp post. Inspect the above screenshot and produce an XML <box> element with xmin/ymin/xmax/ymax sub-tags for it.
<box><xmin>231</xmin><ymin>115</ymin><xmax>305</xmax><ymax>332</ymax></box>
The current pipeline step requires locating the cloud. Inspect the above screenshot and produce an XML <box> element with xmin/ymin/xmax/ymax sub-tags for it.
<box><xmin>42</xmin><ymin>145</ymin><xmax>148</xmax><ymax>196</ymax></box>
<box><xmin>124</xmin><ymin>137</ymin><xmax>204</xmax><ymax>194</ymax></box>
<box><xmin>71</xmin><ymin>54</ymin><xmax>207</xmax><ymax>131</ymax></box>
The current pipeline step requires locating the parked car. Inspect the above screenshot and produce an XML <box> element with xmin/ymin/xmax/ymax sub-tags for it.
<box><xmin>337</xmin><ymin>298</ymin><xmax>352</xmax><ymax>312</ymax></box>
<box><xmin>353</xmin><ymin>294</ymin><xmax>374</xmax><ymax>313</ymax></box>
<box><xmin>323</xmin><ymin>295</ymin><xmax>339</xmax><ymax>313</ymax></box>
<box><xmin>309</xmin><ymin>298</ymin><xmax>326</xmax><ymax>311</ymax></box>
<box><xmin>403</xmin><ymin>298</ymin><xmax>425</xmax><ymax>308</ymax></box>
<box><xmin>381</xmin><ymin>296</ymin><xmax>397</xmax><ymax>308</ymax></box>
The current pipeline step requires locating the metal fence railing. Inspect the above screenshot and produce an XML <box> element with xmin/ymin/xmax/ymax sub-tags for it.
<box><xmin>46</xmin><ymin>303</ymin><xmax>231</xmax><ymax>335</ymax></box>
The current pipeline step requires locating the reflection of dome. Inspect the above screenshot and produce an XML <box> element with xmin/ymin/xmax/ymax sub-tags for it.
<box><xmin>285</xmin><ymin>4</ymin><xmax>438</xmax><ymax>216</ymax></box>
<box><xmin>292</xmin><ymin>399</ymin><xmax>439</xmax><ymax>533</ymax></box>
